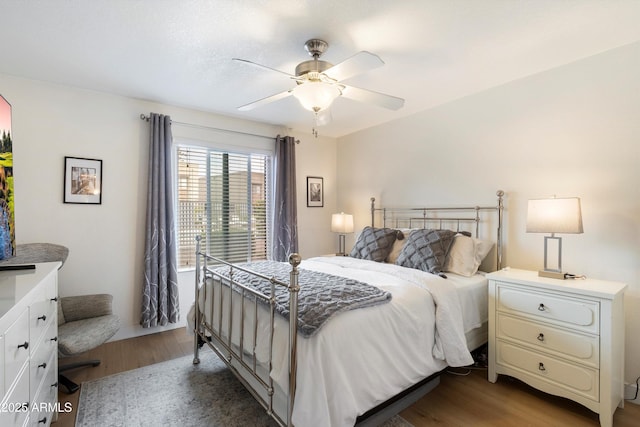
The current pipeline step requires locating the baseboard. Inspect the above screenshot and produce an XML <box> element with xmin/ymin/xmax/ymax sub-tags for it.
<box><xmin>625</xmin><ymin>382</ymin><xmax>640</xmax><ymax>405</ymax></box>
<box><xmin>112</xmin><ymin>321</ymin><xmax>187</xmax><ymax>342</ymax></box>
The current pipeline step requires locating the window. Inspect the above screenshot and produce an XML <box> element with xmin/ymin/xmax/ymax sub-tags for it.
<box><xmin>176</xmin><ymin>145</ymin><xmax>271</xmax><ymax>268</ymax></box>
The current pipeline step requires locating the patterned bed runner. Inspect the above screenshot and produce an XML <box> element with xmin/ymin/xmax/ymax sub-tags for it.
<box><xmin>212</xmin><ymin>261</ymin><xmax>391</xmax><ymax>337</ymax></box>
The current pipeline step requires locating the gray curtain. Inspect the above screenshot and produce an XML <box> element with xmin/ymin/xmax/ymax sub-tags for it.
<box><xmin>141</xmin><ymin>113</ymin><xmax>179</xmax><ymax>327</ymax></box>
<box><xmin>272</xmin><ymin>135</ymin><xmax>298</xmax><ymax>261</ymax></box>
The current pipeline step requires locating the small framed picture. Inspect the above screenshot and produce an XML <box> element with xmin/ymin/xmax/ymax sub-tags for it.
<box><xmin>64</xmin><ymin>156</ymin><xmax>102</xmax><ymax>204</ymax></box>
<box><xmin>306</xmin><ymin>176</ymin><xmax>323</xmax><ymax>207</ymax></box>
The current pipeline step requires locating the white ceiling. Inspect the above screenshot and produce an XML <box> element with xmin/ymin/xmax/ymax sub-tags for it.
<box><xmin>1</xmin><ymin>0</ymin><xmax>639</xmax><ymax>138</ymax></box>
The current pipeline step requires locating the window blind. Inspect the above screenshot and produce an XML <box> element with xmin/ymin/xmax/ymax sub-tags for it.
<box><xmin>176</xmin><ymin>145</ymin><xmax>270</xmax><ymax>268</ymax></box>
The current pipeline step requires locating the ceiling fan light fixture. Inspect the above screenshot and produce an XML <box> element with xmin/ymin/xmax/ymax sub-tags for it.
<box><xmin>292</xmin><ymin>81</ymin><xmax>341</xmax><ymax>112</ymax></box>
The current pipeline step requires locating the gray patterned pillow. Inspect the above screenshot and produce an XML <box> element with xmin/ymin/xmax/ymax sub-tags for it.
<box><xmin>395</xmin><ymin>229</ymin><xmax>457</xmax><ymax>276</ymax></box>
<box><xmin>349</xmin><ymin>227</ymin><xmax>399</xmax><ymax>262</ymax></box>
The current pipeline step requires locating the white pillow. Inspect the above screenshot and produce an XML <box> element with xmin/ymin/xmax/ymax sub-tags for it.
<box><xmin>444</xmin><ymin>234</ymin><xmax>494</xmax><ymax>277</ymax></box>
<box><xmin>385</xmin><ymin>228</ymin><xmax>412</xmax><ymax>264</ymax></box>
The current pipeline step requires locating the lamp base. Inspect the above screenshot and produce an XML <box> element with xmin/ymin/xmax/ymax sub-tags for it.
<box><xmin>538</xmin><ymin>269</ymin><xmax>567</xmax><ymax>280</ymax></box>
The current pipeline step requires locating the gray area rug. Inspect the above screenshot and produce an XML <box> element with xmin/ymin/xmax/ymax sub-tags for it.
<box><xmin>76</xmin><ymin>350</ymin><xmax>413</xmax><ymax>427</ymax></box>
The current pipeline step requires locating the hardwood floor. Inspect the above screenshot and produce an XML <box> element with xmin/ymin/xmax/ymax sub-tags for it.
<box><xmin>400</xmin><ymin>367</ymin><xmax>640</xmax><ymax>426</ymax></box>
<box><xmin>54</xmin><ymin>329</ymin><xmax>639</xmax><ymax>426</ymax></box>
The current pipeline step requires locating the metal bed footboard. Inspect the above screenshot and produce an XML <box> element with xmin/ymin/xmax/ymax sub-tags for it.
<box><xmin>192</xmin><ymin>236</ymin><xmax>300</xmax><ymax>427</ymax></box>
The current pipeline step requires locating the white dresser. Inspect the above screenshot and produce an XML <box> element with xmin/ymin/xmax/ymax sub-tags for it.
<box><xmin>487</xmin><ymin>269</ymin><xmax>626</xmax><ymax>427</ymax></box>
<box><xmin>0</xmin><ymin>262</ymin><xmax>60</xmax><ymax>427</ymax></box>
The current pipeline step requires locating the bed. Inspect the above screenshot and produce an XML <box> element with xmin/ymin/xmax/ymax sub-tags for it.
<box><xmin>190</xmin><ymin>190</ymin><xmax>505</xmax><ymax>427</ymax></box>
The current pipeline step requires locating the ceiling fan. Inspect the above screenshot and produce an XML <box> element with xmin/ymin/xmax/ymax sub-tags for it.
<box><xmin>233</xmin><ymin>39</ymin><xmax>405</xmax><ymax>123</ymax></box>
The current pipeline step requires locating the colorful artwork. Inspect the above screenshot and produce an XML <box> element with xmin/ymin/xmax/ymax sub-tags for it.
<box><xmin>0</xmin><ymin>94</ymin><xmax>15</xmax><ymax>259</ymax></box>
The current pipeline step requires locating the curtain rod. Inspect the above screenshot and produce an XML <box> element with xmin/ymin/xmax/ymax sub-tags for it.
<box><xmin>139</xmin><ymin>114</ymin><xmax>299</xmax><ymax>144</ymax></box>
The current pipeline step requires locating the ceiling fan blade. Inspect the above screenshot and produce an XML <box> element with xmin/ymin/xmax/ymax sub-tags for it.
<box><xmin>323</xmin><ymin>51</ymin><xmax>384</xmax><ymax>82</ymax></box>
<box><xmin>237</xmin><ymin>90</ymin><xmax>292</xmax><ymax>111</ymax></box>
<box><xmin>341</xmin><ymin>85</ymin><xmax>405</xmax><ymax>110</ymax></box>
<box><xmin>232</xmin><ymin>58</ymin><xmax>296</xmax><ymax>78</ymax></box>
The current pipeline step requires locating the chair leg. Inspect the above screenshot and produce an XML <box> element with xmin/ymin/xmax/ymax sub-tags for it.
<box><xmin>58</xmin><ymin>359</ymin><xmax>102</xmax><ymax>394</ymax></box>
<box><xmin>59</xmin><ymin>359</ymin><xmax>101</xmax><ymax>373</ymax></box>
<box><xmin>58</xmin><ymin>374</ymin><xmax>80</xmax><ymax>394</ymax></box>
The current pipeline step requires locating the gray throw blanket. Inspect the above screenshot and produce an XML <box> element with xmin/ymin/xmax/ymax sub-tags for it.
<box><xmin>213</xmin><ymin>261</ymin><xmax>391</xmax><ymax>338</ymax></box>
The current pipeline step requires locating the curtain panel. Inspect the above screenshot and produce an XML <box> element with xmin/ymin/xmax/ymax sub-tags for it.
<box><xmin>271</xmin><ymin>135</ymin><xmax>298</xmax><ymax>261</ymax></box>
<box><xmin>141</xmin><ymin>113</ymin><xmax>179</xmax><ymax>327</ymax></box>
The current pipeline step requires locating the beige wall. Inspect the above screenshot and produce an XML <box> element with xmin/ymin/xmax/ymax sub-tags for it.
<box><xmin>336</xmin><ymin>42</ymin><xmax>640</xmax><ymax>384</ymax></box>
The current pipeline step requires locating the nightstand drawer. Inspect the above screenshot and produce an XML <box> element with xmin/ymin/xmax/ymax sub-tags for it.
<box><xmin>497</xmin><ymin>314</ymin><xmax>599</xmax><ymax>367</ymax></box>
<box><xmin>497</xmin><ymin>285</ymin><xmax>599</xmax><ymax>334</ymax></box>
<box><xmin>496</xmin><ymin>340</ymin><xmax>599</xmax><ymax>401</ymax></box>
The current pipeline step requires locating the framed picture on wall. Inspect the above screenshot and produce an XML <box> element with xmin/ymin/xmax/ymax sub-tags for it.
<box><xmin>0</xmin><ymin>94</ymin><xmax>15</xmax><ymax>259</ymax></box>
<box><xmin>306</xmin><ymin>176</ymin><xmax>323</xmax><ymax>207</ymax></box>
<box><xmin>64</xmin><ymin>156</ymin><xmax>103</xmax><ymax>204</ymax></box>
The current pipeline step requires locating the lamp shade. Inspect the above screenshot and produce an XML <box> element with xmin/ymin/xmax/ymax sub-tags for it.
<box><xmin>292</xmin><ymin>81</ymin><xmax>341</xmax><ymax>112</ymax></box>
<box><xmin>331</xmin><ymin>212</ymin><xmax>354</xmax><ymax>234</ymax></box>
<box><xmin>526</xmin><ymin>197</ymin><xmax>583</xmax><ymax>234</ymax></box>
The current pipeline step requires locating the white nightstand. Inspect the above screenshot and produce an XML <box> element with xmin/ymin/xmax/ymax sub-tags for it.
<box><xmin>487</xmin><ymin>269</ymin><xmax>626</xmax><ymax>427</ymax></box>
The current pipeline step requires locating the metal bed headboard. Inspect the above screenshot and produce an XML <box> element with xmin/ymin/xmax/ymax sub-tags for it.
<box><xmin>370</xmin><ymin>190</ymin><xmax>505</xmax><ymax>270</ymax></box>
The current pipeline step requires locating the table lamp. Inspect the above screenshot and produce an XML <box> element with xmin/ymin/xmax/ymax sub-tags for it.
<box><xmin>331</xmin><ymin>212</ymin><xmax>354</xmax><ymax>256</ymax></box>
<box><xmin>526</xmin><ymin>197</ymin><xmax>583</xmax><ymax>279</ymax></box>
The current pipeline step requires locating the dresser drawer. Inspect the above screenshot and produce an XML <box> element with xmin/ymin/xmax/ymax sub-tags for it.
<box><xmin>30</xmin><ymin>321</ymin><xmax>57</xmax><ymax>395</ymax></box>
<box><xmin>29</xmin><ymin>275</ymin><xmax>57</xmax><ymax>353</ymax></box>
<box><xmin>497</xmin><ymin>314</ymin><xmax>599</xmax><ymax>368</ymax></box>
<box><xmin>0</xmin><ymin>364</ymin><xmax>30</xmax><ymax>427</ymax></box>
<box><xmin>496</xmin><ymin>340</ymin><xmax>599</xmax><ymax>401</ymax></box>
<box><xmin>5</xmin><ymin>308</ymin><xmax>31</xmax><ymax>390</ymax></box>
<box><xmin>30</xmin><ymin>353</ymin><xmax>57</xmax><ymax>427</ymax></box>
<box><xmin>496</xmin><ymin>284</ymin><xmax>599</xmax><ymax>334</ymax></box>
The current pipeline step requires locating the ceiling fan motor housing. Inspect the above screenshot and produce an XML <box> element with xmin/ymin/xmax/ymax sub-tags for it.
<box><xmin>296</xmin><ymin>38</ymin><xmax>334</xmax><ymax>79</ymax></box>
<box><xmin>295</xmin><ymin>60</ymin><xmax>333</xmax><ymax>78</ymax></box>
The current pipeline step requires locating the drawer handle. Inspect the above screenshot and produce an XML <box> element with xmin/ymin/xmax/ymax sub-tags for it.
<box><xmin>537</xmin><ymin>303</ymin><xmax>546</xmax><ymax>312</ymax></box>
<box><xmin>18</xmin><ymin>341</ymin><xmax>29</xmax><ymax>350</ymax></box>
<box><xmin>538</xmin><ymin>362</ymin><xmax>546</xmax><ymax>371</ymax></box>
<box><xmin>38</xmin><ymin>362</ymin><xmax>47</xmax><ymax>369</ymax></box>
<box><xmin>50</xmin><ymin>336</ymin><xmax>58</xmax><ymax>342</ymax></box>
<box><xmin>51</xmin><ymin>381</ymin><xmax>59</xmax><ymax>388</ymax></box>
<box><xmin>38</xmin><ymin>416</ymin><xmax>47</xmax><ymax>424</ymax></box>
<box><xmin>38</xmin><ymin>314</ymin><xmax>47</xmax><ymax>321</ymax></box>
<box><xmin>537</xmin><ymin>333</ymin><xmax>545</xmax><ymax>342</ymax></box>
<box><xmin>51</xmin><ymin>297</ymin><xmax>58</xmax><ymax>302</ymax></box>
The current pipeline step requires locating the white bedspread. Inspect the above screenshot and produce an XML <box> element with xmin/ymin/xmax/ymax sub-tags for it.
<box><xmin>303</xmin><ymin>257</ymin><xmax>474</xmax><ymax>364</ymax></box>
<box><xmin>191</xmin><ymin>256</ymin><xmax>476</xmax><ymax>426</ymax></box>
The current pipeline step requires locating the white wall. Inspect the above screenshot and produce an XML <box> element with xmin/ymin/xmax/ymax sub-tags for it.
<box><xmin>0</xmin><ymin>74</ymin><xmax>337</xmax><ymax>340</ymax></box>
<box><xmin>293</xmin><ymin>130</ymin><xmax>338</xmax><ymax>258</ymax></box>
<box><xmin>337</xmin><ymin>42</ymin><xmax>640</xmax><ymax>384</ymax></box>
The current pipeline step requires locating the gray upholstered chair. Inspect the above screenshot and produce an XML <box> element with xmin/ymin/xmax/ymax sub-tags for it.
<box><xmin>58</xmin><ymin>294</ymin><xmax>120</xmax><ymax>393</ymax></box>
